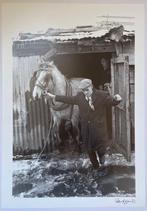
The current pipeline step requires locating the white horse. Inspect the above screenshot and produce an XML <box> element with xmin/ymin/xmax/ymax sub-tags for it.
<box><xmin>32</xmin><ymin>61</ymin><xmax>84</xmax><ymax>152</ymax></box>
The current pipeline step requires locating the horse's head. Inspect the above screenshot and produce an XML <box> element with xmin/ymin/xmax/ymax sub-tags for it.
<box><xmin>32</xmin><ymin>62</ymin><xmax>55</xmax><ymax>99</ymax></box>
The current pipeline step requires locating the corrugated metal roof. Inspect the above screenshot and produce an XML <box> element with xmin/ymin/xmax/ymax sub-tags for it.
<box><xmin>15</xmin><ymin>25</ymin><xmax>134</xmax><ymax>42</ymax></box>
<box><xmin>55</xmin><ymin>29</ymin><xmax>109</xmax><ymax>41</ymax></box>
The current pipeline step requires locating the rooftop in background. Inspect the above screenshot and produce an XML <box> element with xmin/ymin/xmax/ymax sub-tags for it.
<box><xmin>15</xmin><ymin>16</ymin><xmax>135</xmax><ymax>43</ymax></box>
<box><xmin>13</xmin><ymin>17</ymin><xmax>135</xmax><ymax>57</ymax></box>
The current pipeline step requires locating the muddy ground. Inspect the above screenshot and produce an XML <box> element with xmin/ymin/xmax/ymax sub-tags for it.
<box><xmin>13</xmin><ymin>151</ymin><xmax>135</xmax><ymax>197</ymax></box>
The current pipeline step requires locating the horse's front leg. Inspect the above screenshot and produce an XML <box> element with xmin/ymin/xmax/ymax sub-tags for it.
<box><xmin>49</xmin><ymin>115</ymin><xmax>62</xmax><ymax>151</ymax></box>
<box><xmin>46</xmin><ymin>113</ymin><xmax>56</xmax><ymax>152</ymax></box>
<box><xmin>53</xmin><ymin>120</ymin><xmax>62</xmax><ymax>148</ymax></box>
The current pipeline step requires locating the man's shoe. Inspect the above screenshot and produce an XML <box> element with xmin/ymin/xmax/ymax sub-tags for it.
<box><xmin>99</xmin><ymin>155</ymin><xmax>105</xmax><ymax>165</ymax></box>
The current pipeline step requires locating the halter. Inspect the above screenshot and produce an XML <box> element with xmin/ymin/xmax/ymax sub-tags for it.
<box><xmin>35</xmin><ymin>80</ymin><xmax>49</xmax><ymax>92</ymax></box>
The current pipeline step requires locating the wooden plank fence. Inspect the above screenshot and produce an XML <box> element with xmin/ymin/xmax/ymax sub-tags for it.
<box><xmin>13</xmin><ymin>56</ymin><xmax>50</xmax><ymax>155</ymax></box>
<box><xmin>129</xmin><ymin>65</ymin><xmax>135</xmax><ymax>150</ymax></box>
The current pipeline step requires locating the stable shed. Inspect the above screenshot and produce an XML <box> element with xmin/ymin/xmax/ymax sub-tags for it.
<box><xmin>13</xmin><ymin>25</ymin><xmax>135</xmax><ymax>160</ymax></box>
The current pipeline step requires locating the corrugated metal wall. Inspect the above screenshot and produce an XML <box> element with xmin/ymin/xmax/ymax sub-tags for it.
<box><xmin>13</xmin><ymin>56</ymin><xmax>50</xmax><ymax>154</ymax></box>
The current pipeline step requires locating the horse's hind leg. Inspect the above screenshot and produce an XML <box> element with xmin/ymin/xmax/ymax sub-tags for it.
<box><xmin>72</xmin><ymin>124</ymin><xmax>82</xmax><ymax>153</ymax></box>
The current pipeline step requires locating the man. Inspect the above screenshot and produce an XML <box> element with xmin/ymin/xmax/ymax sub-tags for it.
<box><xmin>99</xmin><ymin>58</ymin><xmax>112</xmax><ymax>140</ymax></box>
<box><xmin>99</xmin><ymin>57</ymin><xmax>111</xmax><ymax>90</ymax></box>
<box><xmin>93</xmin><ymin>57</ymin><xmax>111</xmax><ymax>92</ymax></box>
<box><xmin>45</xmin><ymin>79</ymin><xmax>122</xmax><ymax>169</ymax></box>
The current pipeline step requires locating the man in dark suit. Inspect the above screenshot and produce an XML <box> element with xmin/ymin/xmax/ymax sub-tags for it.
<box><xmin>45</xmin><ymin>79</ymin><xmax>122</xmax><ymax>169</ymax></box>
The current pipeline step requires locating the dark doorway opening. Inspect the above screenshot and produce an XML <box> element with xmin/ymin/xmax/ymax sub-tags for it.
<box><xmin>54</xmin><ymin>52</ymin><xmax>111</xmax><ymax>89</ymax></box>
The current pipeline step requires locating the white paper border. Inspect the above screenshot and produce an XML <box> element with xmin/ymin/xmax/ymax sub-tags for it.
<box><xmin>1</xmin><ymin>0</ymin><xmax>146</xmax><ymax>209</ymax></box>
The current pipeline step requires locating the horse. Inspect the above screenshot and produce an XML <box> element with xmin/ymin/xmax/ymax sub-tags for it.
<box><xmin>32</xmin><ymin>61</ymin><xmax>84</xmax><ymax>152</ymax></box>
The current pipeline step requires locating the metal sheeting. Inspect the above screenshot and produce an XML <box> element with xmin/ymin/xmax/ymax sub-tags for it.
<box><xmin>14</xmin><ymin>25</ymin><xmax>134</xmax><ymax>43</ymax></box>
<box><xmin>13</xmin><ymin>56</ymin><xmax>50</xmax><ymax>154</ymax></box>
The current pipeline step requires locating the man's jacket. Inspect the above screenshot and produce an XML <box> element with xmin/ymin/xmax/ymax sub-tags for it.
<box><xmin>55</xmin><ymin>89</ymin><xmax>120</xmax><ymax>151</ymax></box>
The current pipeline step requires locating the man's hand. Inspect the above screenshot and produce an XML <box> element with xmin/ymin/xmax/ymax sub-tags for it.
<box><xmin>113</xmin><ymin>94</ymin><xmax>122</xmax><ymax>102</ymax></box>
<box><xmin>43</xmin><ymin>91</ymin><xmax>55</xmax><ymax>99</ymax></box>
<box><xmin>47</xmin><ymin>92</ymin><xmax>55</xmax><ymax>99</ymax></box>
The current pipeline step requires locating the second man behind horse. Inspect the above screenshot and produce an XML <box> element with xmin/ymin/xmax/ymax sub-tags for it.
<box><xmin>44</xmin><ymin>79</ymin><xmax>122</xmax><ymax>169</ymax></box>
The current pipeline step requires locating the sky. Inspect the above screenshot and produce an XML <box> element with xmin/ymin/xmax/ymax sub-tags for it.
<box><xmin>1</xmin><ymin>3</ymin><xmax>140</xmax><ymax>39</ymax></box>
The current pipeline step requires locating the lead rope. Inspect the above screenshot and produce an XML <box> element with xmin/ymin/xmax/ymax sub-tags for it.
<box><xmin>34</xmin><ymin>129</ymin><xmax>50</xmax><ymax>165</ymax></box>
<box><xmin>34</xmin><ymin>105</ymin><xmax>53</xmax><ymax>164</ymax></box>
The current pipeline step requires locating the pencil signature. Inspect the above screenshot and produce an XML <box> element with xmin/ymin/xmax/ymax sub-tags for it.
<box><xmin>115</xmin><ymin>198</ymin><xmax>135</xmax><ymax>205</ymax></box>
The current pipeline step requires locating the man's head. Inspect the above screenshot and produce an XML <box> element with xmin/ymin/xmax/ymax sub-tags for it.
<box><xmin>79</xmin><ymin>79</ymin><xmax>93</xmax><ymax>97</ymax></box>
<box><xmin>100</xmin><ymin>58</ymin><xmax>108</xmax><ymax>70</ymax></box>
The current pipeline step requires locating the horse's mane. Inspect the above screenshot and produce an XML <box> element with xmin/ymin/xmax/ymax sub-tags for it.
<box><xmin>43</xmin><ymin>62</ymin><xmax>68</xmax><ymax>96</ymax></box>
<box><xmin>50</xmin><ymin>63</ymin><xmax>66</xmax><ymax>83</ymax></box>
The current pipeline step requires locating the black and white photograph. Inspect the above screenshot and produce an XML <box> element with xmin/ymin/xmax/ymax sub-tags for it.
<box><xmin>0</xmin><ymin>0</ymin><xmax>146</xmax><ymax>209</ymax></box>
